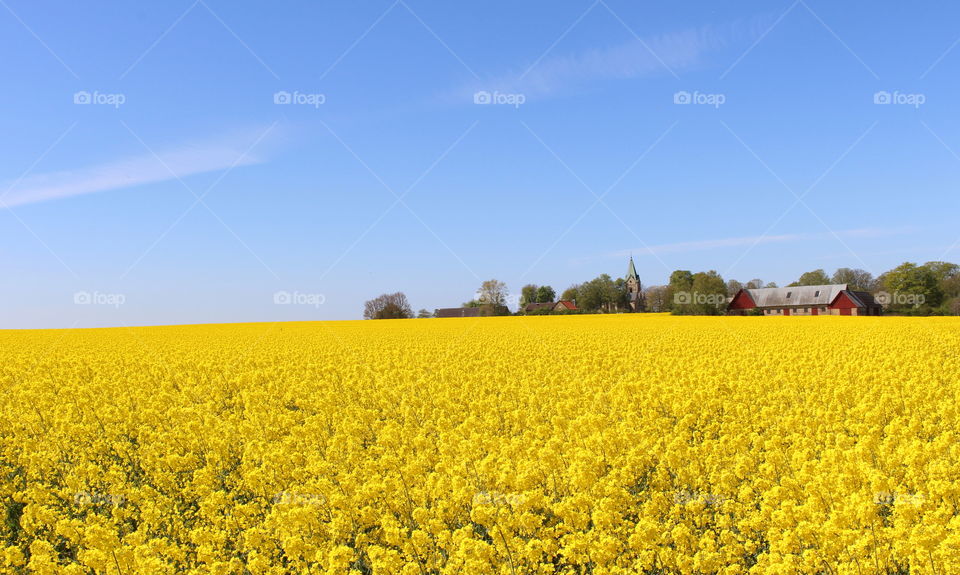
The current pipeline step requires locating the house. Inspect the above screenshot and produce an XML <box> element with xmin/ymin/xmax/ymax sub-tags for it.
<box><xmin>522</xmin><ymin>302</ymin><xmax>554</xmax><ymax>314</ymax></box>
<box><xmin>522</xmin><ymin>300</ymin><xmax>578</xmax><ymax>314</ymax></box>
<box><xmin>435</xmin><ymin>307</ymin><xmax>482</xmax><ymax>318</ymax></box>
<box><xmin>728</xmin><ymin>284</ymin><xmax>882</xmax><ymax>316</ymax></box>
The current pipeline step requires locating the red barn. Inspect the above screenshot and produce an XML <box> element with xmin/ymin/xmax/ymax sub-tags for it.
<box><xmin>829</xmin><ymin>290</ymin><xmax>882</xmax><ymax>316</ymax></box>
<box><xmin>728</xmin><ymin>284</ymin><xmax>882</xmax><ymax>316</ymax></box>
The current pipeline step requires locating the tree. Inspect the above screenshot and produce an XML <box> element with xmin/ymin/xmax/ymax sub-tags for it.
<box><xmin>668</xmin><ymin>270</ymin><xmax>694</xmax><ymax>313</ymax></box>
<box><xmin>690</xmin><ymin>270</ymin><xmax>727</xmax><ymax>315</ymax></box>
<box><xmin>520</xmin><ymin>284</ymin><xmax>539</xmax><ymax>307</ymax></box>
<box><xmin>644</xmin><ymin>285</ymin><xmax>669</xmax><ymax>312</ymax></box>
<box><xmin>789</xmin><ymin>269</ymin><xmax>831</xmax><ymax>286</ymax></box>
<box><xmin>879</xmin><ymin>262</ymin><xmax>943</xmax><ymax>314</ymax></box>
<box><xmin>578</xmin><ymin>274</ymin><xmax>620</xmax><ymax>312</ymax></box>
<box><xmin>727</xmin><ymin>279</ymin><xmax>743</xmax><ymax>296</ymax></box>
<box><xmin>577</xmin><ymin>277</ymin><xmax>603</xmax><ymax>312</ymax></box>
<box><xmin>924</xmin><ymin>262</ymin><xmax>960</xmax><ymax>314</ymax></box>
<box><xmin>941</xmin><ymin>274</ymin><xmax>960</xmax><ymax>301</ymax></box>
<box><xmin>923</xmin><ymin>261</ymin><xmax>959</xmax><ymax>283</ymax></box>
<box><xmin>948</xmin><ymin>298</ymin><xmax>960</xmax><ymax>316</ymax></box>
<box><xmin>536</xmin><ymin>285</ymin><xmax>556</xmax><ymax>303</ymax></box>
<box><xmin>765</xmin><ymin>282</ymin><xmax>778</xmax><ymax>288</ymax></box>
<box><xmin>832</xmin><ymin>268</ymin><xmax>875</xmax><ymax>291</ymax></box>
<box><xmin>363</xmin><ymin>292</ymin><xmax>413</xmax><ymax>319</ymax></box>
<box><xmin>669</xmin><ymin>270</ymin><xmax>694</xmax><ymax>291</ymax></box>
<box><xmin>561</xmin><ymin>284</ymin><xmax>580</xmax><ymax>303</ymax></box>
<box><xmin>473</xmin><ymin>279</ymin><xmax>510</xmax><ymax>315</ymax></box>
<box><xmin>416</xmin><ymin>308</ymin><xmax>433</xmax><ymax>318</ymax></box>
<box><xmin>478</xmin><ymin>279</ymin><xmax>508</xmax><ymax>307</ymax></box>
<box><xmin>746</xmin><ymin>279</ymin><xmax>763</xmax><ymax>289</ymax></box>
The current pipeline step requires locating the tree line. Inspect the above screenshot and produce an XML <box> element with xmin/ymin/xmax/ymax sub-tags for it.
<box><xmin>362</xmin><ymin>260</ymin><xmax>960</xmax><ymax>318</ymax></box>
<box><xmin>648</xmin><ymin>261</ymin><xmax>960</xmax><ymax>316</ymax></box>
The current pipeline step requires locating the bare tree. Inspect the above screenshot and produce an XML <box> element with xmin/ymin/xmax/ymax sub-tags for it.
<box><xmin>831</xmin><ymin>268</ymin><xmax>875</xmax><ymax>291</ymax></box>
<box><xmin>477</xmin><ymin>279</ymin><xmax>508</xmax><ymax>308</ymax></box>
<box><xmin>363</xmin><ymin>292</ymin><xmax>413</xmax><ymax>319</ymax></box>
<box><xmin>644</xmin><ymin>285</ymin><xmax>669</xmax><ymax>312</ymax></box>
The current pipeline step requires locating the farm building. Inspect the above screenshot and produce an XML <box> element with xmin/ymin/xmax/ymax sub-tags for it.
<box><xmin>435</xmin><ymin>307</ymin><xmax>482</xmax><ymax>318</ymax></box>
<box><xmin>728</xmin><ymin>284</ymin><xmax>882</xmax><ymax>316</ymax></box>
<box><xmin>522</xmin><ymin>300</ymin><xmax>578</xmax><ymax>314</ymax></box>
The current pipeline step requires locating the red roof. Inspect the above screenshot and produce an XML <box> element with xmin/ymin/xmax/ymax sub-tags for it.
<box><xmin>555</xmin><ymin>300</ymin><xmax>577</xmax><ymax>311</ymax></box>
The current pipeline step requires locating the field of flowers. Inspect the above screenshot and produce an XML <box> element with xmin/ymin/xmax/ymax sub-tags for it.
<box><xmin>0</xmin><ymin>315</ymin><xmax>958</xmax><ymax>574</ymax></box>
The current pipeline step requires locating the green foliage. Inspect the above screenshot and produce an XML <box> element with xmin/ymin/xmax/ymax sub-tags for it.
<box><xmin>669</xmin><ymin>270</ymin><xmax>694</xmax><ymax>292</ymax></box>
<box><xmin>520</xmin><ymin>284</ymin><xmax>538</xmax><ymax>307</ymax></box>
<box><xmin>578</xmin><ymin>274</ymin><xmax>621</xmax><ymax>312</ymax></box>
<box><xmin>789</xmin><ymin>269</ymin><xmax>831</xmax><ymax>287</ymax></box>
<box><xmin>536</xmin><ymin>285</ymin><xmax>556</xmax><ymax>303</ymax></box>
<box><xmin>880</xmin><ymin>262</ymin><xmax>943</xmax><ymax>313</ymax></box>
<box><xmin>669</xmin><ymin>270</ymin><xmax>727</xmax><ymax>315</ymax></box>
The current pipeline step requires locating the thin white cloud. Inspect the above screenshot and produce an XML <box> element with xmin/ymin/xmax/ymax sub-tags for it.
<box><xmin>1</xmin><ymin>129</ymin><xmax>274</xmax><ymax>208</ymax></box>
<box><xmin>596</xmin><ymin>227</ymin><xmax>914</xmax><ymax>260</ymax></box>
<box><xmin>466</xmin><ymin>15</ymin><xmax>773</xmax><ymax>100</ymax></box>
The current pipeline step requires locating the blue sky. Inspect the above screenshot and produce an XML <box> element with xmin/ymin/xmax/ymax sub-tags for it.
<box><xmin>2</xmin><ymin>1</ymin><xmax>959</xmax><ymax>327</ymax></box>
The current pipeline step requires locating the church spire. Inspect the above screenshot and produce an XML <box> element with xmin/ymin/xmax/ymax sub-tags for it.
<box><xmin>626</xmin><ymin>256</ymin><xmax>639</xmax><ymax>281</ymax></box>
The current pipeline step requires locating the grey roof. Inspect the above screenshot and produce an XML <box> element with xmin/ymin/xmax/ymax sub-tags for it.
<box><xmin>743</xmin><ymin>284</ymin><xmax>847</xmax><ymax>307</ymax></box>
<box><xmin>846</xmin><ymin>290</ymin><xmax>881</xmax><ymax>308</ymax></box>
<box><xmin>435</xmin><ymin>307</ymin><xmax>481</xmax><ymax>318</ymax></box>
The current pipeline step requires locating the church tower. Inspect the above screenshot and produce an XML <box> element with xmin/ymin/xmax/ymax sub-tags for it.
<box><xmin>626</xmin><ymin>256</ymin><xmax>642</xmax><ymax>312</ymax></box>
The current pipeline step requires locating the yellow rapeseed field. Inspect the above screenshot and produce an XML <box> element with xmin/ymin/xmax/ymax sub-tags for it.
<box><xmin>0</xmin><ymin>315</ymin><xmax>958</xmax><ymax>574</ymax></box>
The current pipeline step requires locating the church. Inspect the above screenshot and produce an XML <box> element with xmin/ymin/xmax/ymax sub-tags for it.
<box><xmin>625</xmin><ymin>256</ymin><xmax>643</xmax><ymax>312</ymax></box>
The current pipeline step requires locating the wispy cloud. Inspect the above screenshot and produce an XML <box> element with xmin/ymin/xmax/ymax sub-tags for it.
<box><xmin>465</xmin><ymin>15</ymin><xmax>773</xmax><ymax>100</ymax></box>
<box><xmin>1</xmin><ymin>128</ymin><xmax>276</xmax><ymax>208</ymax></box>
<box><xmin>589</xmin><ymin>227</ymin><xmax>914</xmax><ymax>260</ymax></box>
